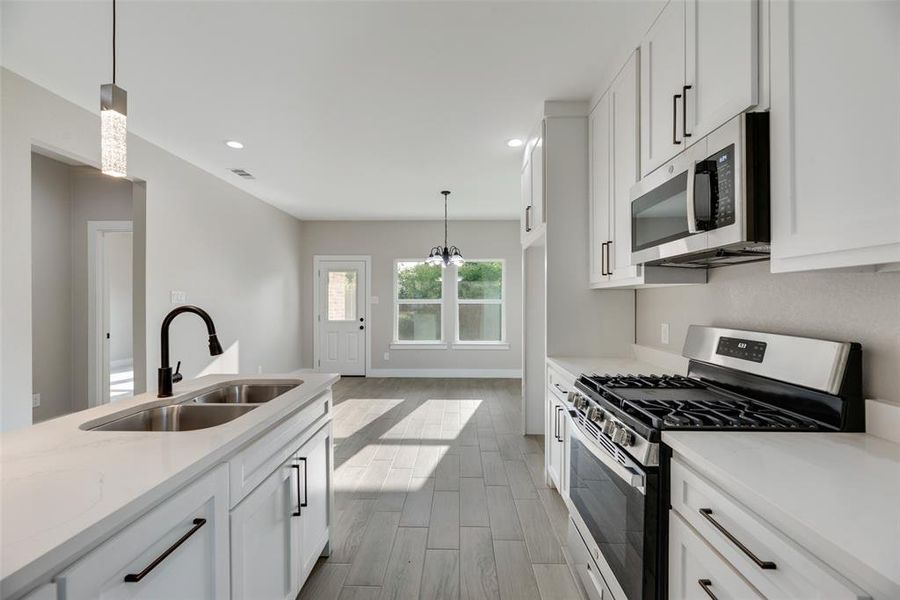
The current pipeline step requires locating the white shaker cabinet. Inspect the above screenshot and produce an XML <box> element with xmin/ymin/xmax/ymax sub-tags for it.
<box><xmin>641</xmin><ymin>0</ymin><xmax>758</xmax><ymax>177</ymax></box>
<box><xmin>591</xmin><ymin>51</ymin><xmax>706</xmax><ymax>289</ymax></box>
<box><xmin>769</xmin><ymin>0</ymin><xmax>900</xmax><ymax>272</ymax></box>
<box><xmin>230</xmin><ymin>460</ymin><xmax>299</xmax><ymax>600</ymax></box>
<box><xmin>230</xmin><ymin>422</ymin><xmax>332</xmax><ymax>600</ymax></box>
<box><xmin>56</xmin><ymin>466</ymin><xmax>230</xmax><ymax>600</ymax></box>
<box><xmin>521</xmin><ymin>122</ymin><xmax>546</xmax><ymax>247</ymax></box>
<box><xmin>641</xmin><ymin>0</ymin><xmax>686</xmax><ymax>176</ymax></box>
<box><xmin>545</xmin><ymin>366</ymin><xmax>570</xmax><ymax>495</ymax></box>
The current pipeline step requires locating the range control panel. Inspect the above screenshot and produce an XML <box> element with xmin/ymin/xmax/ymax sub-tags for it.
<box><xmin>716</xmin><ymin>336</ymin><xmax>767</xmax><ymax>363</ymax></box>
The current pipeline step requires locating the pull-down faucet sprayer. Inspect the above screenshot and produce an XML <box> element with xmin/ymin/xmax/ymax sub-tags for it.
<box><xmin>158</xmin><ymin>305</ymin><xmax>223</xmax><ymax>398</ymax></box>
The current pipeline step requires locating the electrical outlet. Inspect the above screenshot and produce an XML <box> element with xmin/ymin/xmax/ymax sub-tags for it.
<box><xmin>383</xmin><ymin>352</ymin><xmax>390</xmax><ymax>361</ymax></box>
<box><xmin>170</xmin><ymin>290</ymin><xmax>187</xmax><ymax>304</ymax></box>
<box><xmin>32</xmin><ymin>393</ymin><xmax>40</xmax><ymax>408</ymax></box>
<box><xmin>661</xmin><ymin>323</ymin><xmax>670</xmax><ymax>345</ymax></box>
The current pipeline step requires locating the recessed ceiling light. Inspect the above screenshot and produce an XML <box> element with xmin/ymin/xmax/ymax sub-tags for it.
<box><xmin>506</xmin><ymin>138</ymin><xmax>524</xmax><ymax>148</ymax></box>
<box><xmin>225</xmin><ymin>140</ymin><xmax>244</xmax><ymax>149</ymax></box>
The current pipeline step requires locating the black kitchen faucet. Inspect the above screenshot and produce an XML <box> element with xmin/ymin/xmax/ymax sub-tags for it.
<box><xmin>158</xmin><ymin>305</ymin><xmax>223</xmax><ymax>397</ymax></box>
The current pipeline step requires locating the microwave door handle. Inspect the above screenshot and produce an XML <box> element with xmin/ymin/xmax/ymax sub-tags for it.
<box><xmin>686</xmin><ymin>160</ymin><xmax>699</xmax><ymax>234</ymax></box>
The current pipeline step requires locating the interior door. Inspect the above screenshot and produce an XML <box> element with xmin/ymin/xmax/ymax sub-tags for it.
<box><xmin>317</xmin><ymin>260</ymin><xmax>366</xmax><ymax>376</ymax></box>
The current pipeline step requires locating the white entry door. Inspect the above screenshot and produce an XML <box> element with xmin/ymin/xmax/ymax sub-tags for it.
<box><xmin>317</xmin><ymin>260</ymin><xmax>366</xmax><ymax>375</ymax></box>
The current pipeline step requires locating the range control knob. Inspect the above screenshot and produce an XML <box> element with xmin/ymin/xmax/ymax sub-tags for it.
<box><xmin>566</xmin><ymin>391</ymin><xmax>578</xmax><ymax>404</ymax></box>
<box><xmin>586</xmin><ymin>407</ymin><xmax>599</xmax><ymax>421</ymax></box>
<box><xmin>575</xmin><ymin>397</ymin><xmax>588</xmax><ymax>410</ymax></box>
<box><xmin>612</xmin><ymin>427</ymin><xmax>634</xmax><ymax>447</ymax></box>
<box><xmin>602</xmin><ymin>420</ymin><xmax>617</xmax><ymax>437</ymax></box>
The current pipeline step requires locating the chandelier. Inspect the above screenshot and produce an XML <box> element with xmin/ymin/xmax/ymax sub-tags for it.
<box><xmin>426</xmin><ymin>191</ymin><xmax>464</xmax><ymax>268</ymax></box>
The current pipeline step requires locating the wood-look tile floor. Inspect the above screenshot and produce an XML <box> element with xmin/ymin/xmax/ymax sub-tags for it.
<box><xmin>298</xmin><ymin>377</ymin><xmax>582</xmax><ymax>600</ymax></box>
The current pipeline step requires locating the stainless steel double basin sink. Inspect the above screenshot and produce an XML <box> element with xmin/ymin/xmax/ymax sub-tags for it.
<box><xmin>87</xmin><ymin>382</ymin><xmax>300</xmax><ymax>432</ymax></box>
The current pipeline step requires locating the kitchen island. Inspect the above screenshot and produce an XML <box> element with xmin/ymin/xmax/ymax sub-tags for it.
<box><xmin>0</xmin><ymin>373</ymin><xmax>338</xmax><ymax>600</ymax></box>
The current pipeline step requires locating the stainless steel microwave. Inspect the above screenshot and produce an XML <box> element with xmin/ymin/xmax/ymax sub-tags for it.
<box><xmin>629</xmin><ymin>113</ymin><xmax>770</xmax><ymax>267</ymax></box>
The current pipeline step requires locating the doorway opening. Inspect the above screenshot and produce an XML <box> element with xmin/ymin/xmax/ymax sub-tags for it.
<box><xmin>313</xmin><ymin>256</ymin><xmax>371</xmax><ymax>376</ymax></box>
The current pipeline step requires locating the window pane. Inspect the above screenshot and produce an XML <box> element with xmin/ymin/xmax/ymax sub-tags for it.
<box><xmin>327</xmin><ymin>270</ymin><xmax>357</xmax><ymax>321</ymax></box>
<box><xmin>397</xmin><ymin>261</ymin><xmax>442</xmax><ymax>300</ymax></box>
<box><xmin>458</xmin><ymin>303</ymin><xmax>502</xmax><ymax>342</ymax></box>
<box><xmin>398</xmin><ymin>303</ymin><xmax>442</xmax><ymax>341</ymax></box>
<box><xmin>458</xmin><ymin>261</ymin><xmax>502</xmax><ymax>300</ymax></box>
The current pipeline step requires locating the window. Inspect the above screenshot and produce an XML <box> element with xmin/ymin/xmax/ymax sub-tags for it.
<box><xmin>394</xmin><ymin>260</ymin><xmax>443</xmax><ymax>343</ymax></box>
<box><xmin>326</xmin><ymin>270</ymin><xmax>358</xmax><ymax>321</ymax></box>
<box><xmin>456</xmin><ymin>260</ymin><xmax>504</xmax><ymax>343</ymax></box>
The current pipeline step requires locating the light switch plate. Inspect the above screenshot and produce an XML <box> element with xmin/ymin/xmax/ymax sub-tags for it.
<box><xmin>32</xmin><ymin>393</ymin><xmax>41</xmax><ymax>408</ymax></box>
<box><xmin>170</xmin><ymin>290</ymin><xmax>187</xmax><ymax>304</ymax></box>
<box><xmin>383</xmin><ymin>352</ymin><xmax>390</xmax><ymax>361</ymax></box>
<box><xmin>660</xmin><ymin>323</ymin><xmax>670</xmax><ymax>345</ymax></box>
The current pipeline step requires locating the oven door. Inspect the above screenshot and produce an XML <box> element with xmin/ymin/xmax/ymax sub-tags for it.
<box><xmin>567</xmin><ymin>416</ymin><xmax>656</xmax><ymax>600</ymax></box>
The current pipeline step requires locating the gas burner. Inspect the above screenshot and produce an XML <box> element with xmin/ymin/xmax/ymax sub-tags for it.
<box><xmin>584</xmin><ymin>373</ymin><xmax>703</xmax><ymax>390</ymax></box>
<box><xmin>623</xmin><ymin>398</ymin><xmax>822</xmax><ymax>431</ymax></box>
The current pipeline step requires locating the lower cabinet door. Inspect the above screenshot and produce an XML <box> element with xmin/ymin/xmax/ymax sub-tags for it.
<box><xmin>230</xmin><ymin>458</ymin><xmax>300</xmax><ymax>600</ymax></box>
<box><xmin>669</xmin><ymin>511</ymin><xmax>762</xmax><ymax>600</ymax></box>
<box><xmin>546</xmin><ymin>396</ymin><xmax>562</xmax><ymax>489</ymax></box>
<box><xmin>56</xmin><ymin>465</ymin><xmax>230</xmax><ymax>600</ymax></box>
<box><xmin>297</xmin><ymin>423</ymin><xmax>332</xmax><ymax>581</ymax></box>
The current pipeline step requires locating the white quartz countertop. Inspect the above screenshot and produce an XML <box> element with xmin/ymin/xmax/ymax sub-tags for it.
<box><xmin>0</xmin><ymin>373</ymin><xmax>339</xmax><ymax>598</ymax></box>
<box><xmin>664</xmin><ymin>430</ymin><xmax>900</xmax><ymax>599</ymax></box>
<box><xmin>547</xmin><ymin>347</ymin><xmax>687</xmax><ymax>382</ymax></box>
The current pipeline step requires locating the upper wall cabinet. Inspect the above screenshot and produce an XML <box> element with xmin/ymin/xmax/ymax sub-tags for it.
<box><xmin>590</xmin><ymin>51</ymin><xmax>707</xmax><ymax>289</ymax></box>
<box><xmin>641</xmin><ymin>0</ymin><xmax>758</xmax><ymax>177</ymax></box>
<box><xmin>769</xmin><ymin>0</ymin><xmax>900</xmax><ymax>272</ymax></box>
<box><xmin>521</xmin><ymin>122</ymin><xmax>546</xmax><ymax>247</ymax></box>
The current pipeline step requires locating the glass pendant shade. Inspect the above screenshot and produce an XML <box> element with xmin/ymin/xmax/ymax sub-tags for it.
<box><xmin>425</xmin><ymin>190</ymin><xmax>464</xmax><ymax>267</ymax></box>
<box><xmin>101</xmin><ymin>83</ymin><xmax>127</xmax><ymax>178</ymax></box>
<box><xmin>449</xmin><ymin>247</ymin><xmax>464</xmax><ymax>267</ymax></box>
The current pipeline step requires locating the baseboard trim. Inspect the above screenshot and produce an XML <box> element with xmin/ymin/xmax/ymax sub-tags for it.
<box><xmin>367</xmin><ymin>368</ymin><xmax>522</xmax><ymax>379</ymax></box>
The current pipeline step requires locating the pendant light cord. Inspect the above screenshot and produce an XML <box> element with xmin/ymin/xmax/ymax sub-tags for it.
<box><xmin>112</xmin><ymin>0</ymin><xmax>117</xmax><ymax>84</ymax></box>
<box><xmin>444</xmin><ymin>194</ymin><xmax>448</xmax><ymax>248</ymax></box>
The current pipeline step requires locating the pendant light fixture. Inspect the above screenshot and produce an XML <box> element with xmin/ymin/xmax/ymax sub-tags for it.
<box><xmin>101</xmin><ymin>0</ymin><xmax>127</xmax><ymax>177</ymax></box>
<box><xmin>426</xmin><ymin>190</ymin><xmax>464</xmax><ymax>268</ymax></box>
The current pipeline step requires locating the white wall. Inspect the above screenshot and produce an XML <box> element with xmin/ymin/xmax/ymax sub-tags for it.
<box><xmin>300</xmin><ymin>220</ymin><xmax>522</xmax><ymax>376</ymax></box>
<box><xmin>2</xmin><ymin>69</ymin><xmax>305</xmax><ymax>430</ymax></box>
<box><xmin>636</xmin><ymin>261</ymin><xmax>900</xmax><ymax>402</ymax></box>
<box><xmin>30</xmin><ymin>154</ymin><xmax>73</xmax><ymax>422</ymax></box>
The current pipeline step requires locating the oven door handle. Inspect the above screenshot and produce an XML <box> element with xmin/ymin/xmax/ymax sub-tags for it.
<box><xmin>571</xmin><ymin>418</ymin><xmax>646</xmax><ymax>494</ymax></box>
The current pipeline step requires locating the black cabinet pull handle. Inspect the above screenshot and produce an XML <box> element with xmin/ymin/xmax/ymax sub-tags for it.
<box><xmin>525</xmin><ymin>205</ymin><xmax>532</xmax><ymax>232</ymax></box>
<box><xmin>600</xmin><ymin>242</ymin><xmax>608</xmax><ymax>276</ymax></box>
<box><xmin>673</xmin><ymin>94</ymin><xmax>682</xmax><ymax>145</ymax></box>
<box><xmin>697</xmin><ymin>579</ymin><xmax>718</xmax><ymax>600</ymax></box>
<box><xmin>683</xmin><ymin>85</ymin><xmax>693</xmax><ymax>138</ymax></box>
<box><xmin>554</xmin><ymin>406</ymin><xmax>560</xmax><ymax>441</ymax></box>
<box><xmin>298</xmin><ymin>457</ymin><xmax>309</xmax><ymax>507</ymax></box>
<box><xmin>605</xmin><ymin>240</ymin><xmax>613</xmax><ymax>277</ymax></box>
<box><xmin>699</xmin><ymin>508</ymin><xmax>776</xmax><ymax>569</ymax></box>
<box><xmin>124</xmin><ymin>518</ymin><xmax>206</xmax><ymax>582</ymax></box>
<box><xmin>292</xmin><ymin>464</ymin><xmax>302</xmax><ymax>516</ymax></box>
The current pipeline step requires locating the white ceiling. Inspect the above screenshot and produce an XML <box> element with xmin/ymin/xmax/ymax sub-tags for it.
<box><xmin>2</xmin><ymin>1</ymin><xmax>663</xmax><ymax>220</ymax></box>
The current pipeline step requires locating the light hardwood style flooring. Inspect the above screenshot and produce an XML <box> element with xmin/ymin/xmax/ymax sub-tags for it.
<box><xmin>298</xmin><ymin>377</ymin><xmax>581</xmax><ymax>600</ymax></box>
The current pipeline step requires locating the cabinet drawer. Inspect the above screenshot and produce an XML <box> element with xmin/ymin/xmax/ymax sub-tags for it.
<box><xmin>56</xmin><ymin>465</ymin><xmax>230</xmax><ymax>600</ymax></box>
<box><xmin>669</xmin><ymin>511</ymin><xmax>762</xmax><ymax>600</ymax></box>
<box><xmin>229</xmin><ymin>389</ymin><xmax>331</xmax><ymax>506</ymax></box>
<box><xmin>547</xmin><ymin>366</ymin><xmax>574</xmax><ymax>403</ymax></box>
<box><xmin>671</xmin><ymin>457</ymin><xmax>870</xmax><ymax>599</ymax></box>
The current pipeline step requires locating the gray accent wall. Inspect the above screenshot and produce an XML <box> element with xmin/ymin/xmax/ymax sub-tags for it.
<box><xmin>636</xmin><ymin>261</ymin><xmax>900</xmax><ymax>402</ymax></box>
<box><xmin>300</xmin><ymin>220</ymin><xmax>522</xmax><ymax>374</ymax></box>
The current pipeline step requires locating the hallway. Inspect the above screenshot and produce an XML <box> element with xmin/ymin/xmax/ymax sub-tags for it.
<box><xmin>299</xmin><ymin>377</ymin><xmax>582</xmax><ymax>600</ymax></box>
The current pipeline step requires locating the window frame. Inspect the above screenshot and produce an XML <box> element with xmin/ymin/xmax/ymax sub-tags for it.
<box><xmin>392</xmin><ymin>258</ymin><xmax>446</xmax><ymax>347</ymax></box>
<box><xmin>453</xmin><ymin>258</ymin><xmax>507</xmax><ymax>346</ymax></box>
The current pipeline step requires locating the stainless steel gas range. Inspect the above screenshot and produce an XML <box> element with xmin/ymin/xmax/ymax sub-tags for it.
<box><xmin>561</xmin><ymin>325</ymin><xmax>864</xmax><ymax>600</ymax></box>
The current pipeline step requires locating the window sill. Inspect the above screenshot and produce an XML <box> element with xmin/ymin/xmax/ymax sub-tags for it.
<box><xmin>390</xmin><ymin>343</ymin><xmax>448</xmax><ymax>350</ymax></box>
<box><xmin>451</xmin><ymin>343</ymin><xmax>510</xmax><ymax>350</ymax></box>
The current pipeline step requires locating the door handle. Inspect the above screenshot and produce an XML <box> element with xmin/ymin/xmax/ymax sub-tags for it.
<box><xmin>697</xmin><ymin>579</ymin><xmax>718</xmax><ymax>600</ymax></box>
<box><xmin>673</xmin><ymin>94</ymin><xmax>682</xmax><ymax>145</ymax></box>
<box><xmin>123</xmin><ymin>518</ymin><xmax>206</xmax><ymax>582</ymax></box>
<box><xmin>682</xmin><ymin>85</ymin><xmax>693</xmax><ymax>138</ymax></box>
<box><xmin>359</xmin><ymin>325</ymin><xmax>364</xmax><ymax>330</ymax></box>
<box><xmin>605</xmin><ymin>241</ymin><xmax>612</xmax><ymax>276</ymax></box>
<box><xmin>699</xmin><ymin>508</ymin><xmax>777</xmax><ymax>569</ymax></box>
<box><xmin>298</xmin><ymin>457</ymin><xmax>308</xmax><ymax>508</ymax></box>
<box><xmin>292</xmin><ymin>464</ymin><xmax>302</xmax><ymax>516</ymax></box>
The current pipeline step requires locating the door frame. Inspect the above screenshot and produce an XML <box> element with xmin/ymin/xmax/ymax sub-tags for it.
<box><xmin>87</xmin><ymin>220</ymin><xmax>133</xmax><ymax>406</ymax></box>
<box><xmin>312</xmin><ymin>255</ymin><xmax>372</xmax><ymax>376</ymax></box>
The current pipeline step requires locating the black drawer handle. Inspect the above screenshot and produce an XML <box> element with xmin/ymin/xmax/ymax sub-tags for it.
<box><xmin>292</xmin><ymin>464</ymin><xmax>303</xmax><ymax>516</ymax></box>
<box><xmin>699</xmin><ymin>508</ymin><xmax>776</xmax><ymax>569</ymax></box>
<box><xmin>124</xmin><ymin>518</ymin><xmax>206</xmax><ymax>582</ymax></box>
<box><xmin>698</xmin><ymin>579</ymin><xmax>718</xmax><ymax>600</ymax></box>
<box><xmin>298</xmin><ymin>457</ymin><xmax>309</xmax><ymax>508</ymax></box>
